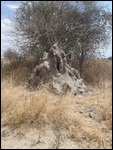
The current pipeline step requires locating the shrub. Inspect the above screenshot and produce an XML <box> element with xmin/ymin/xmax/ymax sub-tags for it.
<box><xmin>3</xmin><ymin>48</ymin><xmax>19</xmax><ymax>61</ymax></box>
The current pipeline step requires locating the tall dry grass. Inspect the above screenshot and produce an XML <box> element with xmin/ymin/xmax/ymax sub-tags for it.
<box><xmin>1</xmin><ymin>58</ymin><xmax>38</xmax><ymax>85</ymax></box>
<box><xmin>72</xmin><ymin>59</ymin><xmax>112</xmax><ymax>86</ymax></box>
<box><xmin>1</xmin><ymin>58</ymin><xmax>112</xmax><ymax>148</ymax></box>
<box><xmin>2</xmin><ymin>58</ymin><xmax>112</xmax><ymax>86</ymax></box>
<box><xmin>1</xmin><ymin>78</ymin><xmax>112</xmax><ymax>149</ymax></box>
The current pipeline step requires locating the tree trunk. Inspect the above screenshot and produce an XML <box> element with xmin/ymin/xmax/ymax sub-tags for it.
<box><xmin>79</xmin><ymin>58</ymin><xmax>84</xmax><ymax>76</ymax></box>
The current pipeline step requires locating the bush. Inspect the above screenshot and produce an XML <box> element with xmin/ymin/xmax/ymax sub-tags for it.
<box><xmin>108</xmin><ymin>57</ymin><xmax>112</xmax><ymax>60</ymax></box>
<box><xmin>3</xmin><ymin>48</ymin><xmax>19</xmax><ymax>61</ymax></box>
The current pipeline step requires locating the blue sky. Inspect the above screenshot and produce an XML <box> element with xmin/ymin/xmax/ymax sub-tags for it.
<box><xmin>1</xmin><ymin>1</ymin><xmax>112</xmax><ymax>58</ymax></box>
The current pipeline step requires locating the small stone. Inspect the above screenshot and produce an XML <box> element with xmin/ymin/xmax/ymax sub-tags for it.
<box><xmin>89</xmin><ymin>112</ymin><xmax>94</xmax><ymax>118</ymax></box>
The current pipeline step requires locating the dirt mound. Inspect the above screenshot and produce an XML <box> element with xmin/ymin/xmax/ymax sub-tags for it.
<box><xmin>28</xmin><ymin>42</ymin><xmax>89</xmax><ymax>95</ymax></box>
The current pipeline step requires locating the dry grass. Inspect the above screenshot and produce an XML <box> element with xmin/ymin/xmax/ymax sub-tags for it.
<box><xmin>67</xmin><ymin>84</ymin><xmax>112</xmax><ymax>149</ymax></box>
<box><xmin>1</xmin><ymin>78</ymin><xmax>112</xmax><ymax>149</ymax></box>
<box><xmin>1</xmin><ymin>58</ymin><xmax>112</xmax><ymax>149</ymax></box>
<box><xmin>1</xmin><ymin>58</ymin><xmax>38</xmax><ymax>85</ymax></box>
<box><xmin>2</xmin><ymin>58</ymin><xmax>112</xmax><ymax>87</ymax></box>
<box><xmin>72</xmin><ymin>59</ymin><xmax>112</xmax><ymax>86</ymax></box>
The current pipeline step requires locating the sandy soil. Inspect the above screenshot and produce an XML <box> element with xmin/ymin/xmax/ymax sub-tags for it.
<box><xmin>1</xmin><ymin>125</ymin><xmax>79</xmax><ymax>149</ymax></box>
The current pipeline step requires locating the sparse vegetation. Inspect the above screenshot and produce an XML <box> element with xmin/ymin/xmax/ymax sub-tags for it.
<box><xmin>53</xmin><ymin>125</ymin><xmax>61</xmax><ymax>149</ymax></box>
<box><xmin>1</xmin><ymin>1</ymin><xmax>112</xmax><ymax>148</ymax></box>
<box><xmin>1</xmin><ymin>57</ymin><xmax>112</xmax><ymax>148</ymax></box>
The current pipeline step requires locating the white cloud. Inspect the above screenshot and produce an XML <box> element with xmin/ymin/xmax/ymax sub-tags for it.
<box><xmin>1</xmin><ymin>18</ymin><xmax>16</xmax><ymax>56</ymax></box>
<box><xmin>104</xmin><ymin>42</ymin><xmax>112</xmax><ymax>58</ymax></box>
<box><xmin>1</xmin><ymin>18</ymin><xmax>12</xmax><ymax>29</ymax></box>
<box><xmin>6</xmin><ymin>3</ymin><xmax>19</xmax><ymax>10</ymax></box>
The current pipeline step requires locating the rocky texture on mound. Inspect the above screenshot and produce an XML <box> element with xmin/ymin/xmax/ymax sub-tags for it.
<box><xmin>28</xmin><ymin>43</ymin><xmax>89</xmax><ymax>95</ymax></box>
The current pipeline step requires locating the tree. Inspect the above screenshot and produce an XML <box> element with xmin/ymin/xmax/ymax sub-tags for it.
<box><xmin>14</xmin><ymin>1</ymin><xmax>112</xmax><ymax>74</ymax></box>
<box><xmin>71</xmin><ymin>1</ymin><xmax>112</xmax><ymax>74</ymax></box>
